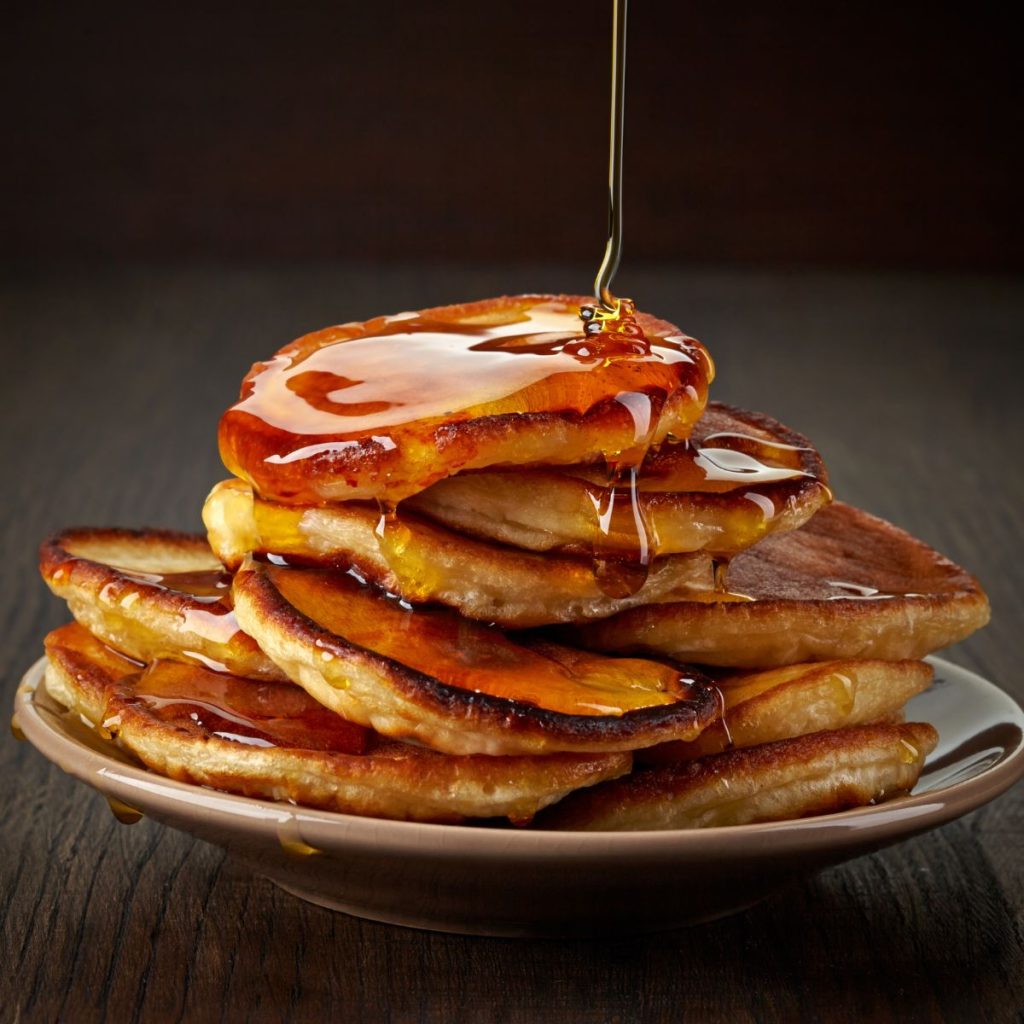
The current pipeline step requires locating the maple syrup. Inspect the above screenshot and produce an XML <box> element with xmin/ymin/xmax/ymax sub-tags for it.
<box><xmin>130</xmin><ymin>659</ymin><xmax>369</xmax><ymax>754</ymax></box>
<box><xmin>10</xmin><ymin>713</ymin><xmax>25</xmax><ymax>741</ymax></box>
<box><xmin>219</xmin><ymin>295</ymin><xmax>712</xmax><ymax>507</ymax></box>
<box><xmin>108</xmin><ymin>565</ymin><xmax>255</xmax><ymax>652</ymax></box>
<box><xmin>592</xmin><ymin>0</ymin><xmax>629</xmax><ymax>312</ymax></box>
<box><xmin>265</xmin><ymin>562</ymin><xmax>710</xmax><ymax>718</ymax></box>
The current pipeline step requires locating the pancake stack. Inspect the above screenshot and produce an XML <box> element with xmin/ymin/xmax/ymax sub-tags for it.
<box><xmin>38</xmin><ymin>295</ymin><xmax>990</xmax><ymax>828</ymax></box>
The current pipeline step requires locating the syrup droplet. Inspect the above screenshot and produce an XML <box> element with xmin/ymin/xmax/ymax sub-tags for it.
<box><xmin>10</xmin><ymin>713</ymin><xmax>26</xmax><ymax>742</ymax></box>
<box><xmin>713</xmin><ymin>557</ymin><xmax>732</xmax><ymax>593</ymax></box>
<box><xmin>899</xmin><ymin>739</ymin><xmax>920</xmax><ymax>765</ymax></box>
<box><xmin>830</xmin><ymin>673</ymin><xmax>856</xmax><ymax>716</ymax></box>
<box><xmin>277</xmin><ymin>816</ymin><xmax>322</xmax><ymax>857</ymax></box>
<box><xmin>107</xmin><ymin>796</ymin><xmax>144</xmax><ymax>825</ymax></box>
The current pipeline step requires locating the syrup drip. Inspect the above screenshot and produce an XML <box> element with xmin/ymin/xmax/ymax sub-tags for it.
<box><xmin>572</xmin><ymin>305</ymin><xmax>667</xmax><ymax>598</ymax></box>
<box><xmin>10</xmin><ymin>713</ymin><xmax>25</xmax><ymax>742</ymax></box>
<box><xmin>264</xmin><ymin>563</ymin><xmax>707</xmax><ymax>717</ymax></box>
<box><xmin>830</xmin><ymin>673</ymin><xmax>856</xmax><ymax>716</ymax></box>
<box><xmin>714</xmin><ymin>686</ymin><xmax>733</xmax><ymax>750</ymax></box>
<box><xmin>899</xmin><ymin>739</ymin><xmax>920</xmax><ymax>765</ymax></box>
<box><xmin>131</xmin><ymin>660</ymin><xmax>369</xmax><ymax>754</ymax></box>
<box><xmin>591</xmin><ymin>462</ymin><xmax>652</xmax><ymax>598</ymax></box>
<box><xmin>713</xmin><ymin>558</ymin><xmax>731</xmax><ymax>593</ymax></box>
<box><xmin>590</xmin><ymin>386</ymin><xmax>661</xmax><ymax>597</ymax></box>
<box><xmin>107</xmin><ymin>796</ymin><xmax>144</xmax><ymax>825</ymax></box>
<box><xmin>277</xmin><ymin>816</ymin><xmax>323</xmax><ymax>857</ymax></box>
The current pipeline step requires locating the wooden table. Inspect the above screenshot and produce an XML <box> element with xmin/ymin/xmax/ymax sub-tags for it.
<box><xmin>2</xmin><ymin>266</ymin><xmax>1021</xmax><ymax>1023</ymax></box>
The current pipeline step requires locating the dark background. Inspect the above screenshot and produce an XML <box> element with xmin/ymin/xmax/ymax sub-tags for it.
<box><xmin>2</xmin><ymin>0</ymin><xmax>1021</xmax><ymax>270</ymax></box>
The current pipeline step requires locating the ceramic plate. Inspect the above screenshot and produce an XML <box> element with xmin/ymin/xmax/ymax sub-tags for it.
<box><xmin>14</xmin><ymin>655</ymin><xmax>1024</xmax><ymax>937</ymax></box>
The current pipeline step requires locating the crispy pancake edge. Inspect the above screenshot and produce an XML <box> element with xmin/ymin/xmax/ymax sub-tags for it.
<box><xmin>539</xmin><ymin>721</ymin><xmax>939</xmax><ymax>831</ymax></box>
<box><xmin>231</xmin><ymin>558</ymin><xmax>721</xmax><ymax>757</ymax></box>
<box><xmin>39</xmin><ymin>527</ymin><xmax>286</xmax><ymax>681</ymax></box>
<box><xmin>641</xmin><ymin>659</ymin><xmax>934</xmax><ymax>763</ymax></box>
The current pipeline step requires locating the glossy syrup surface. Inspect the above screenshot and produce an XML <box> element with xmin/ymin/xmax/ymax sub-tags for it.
<box><xmin>228</xmin><ymin>297</ymin><xmax>704</xmax><ymax>436</ymax></box>
<box><xmin>131</xmin><ymin>659</ymin><xmax>369</xmax><ymax>754</ymax></box>
<box><xmin>108</xmin><ymin>565</ymin><xmax>247</xmax><ymax>653</ymax></box>
<box><xmin>265</xmin><ymin>563</ymin><xmax>706</xmax><ymax>717</ymax></box>
<box><xmin>567</xmin><ymin>404</ymin><xmax>824</xmax><ymax>495</ymax></box>
<box><xmin>115</xmin><ymin>567</ymin><xmax>234</xmax><ymax>602</ymax></box>
<box><xmin>219</xmin><ymin>295</ymin><xmax>712</xmax><ymax>504</ymax></box>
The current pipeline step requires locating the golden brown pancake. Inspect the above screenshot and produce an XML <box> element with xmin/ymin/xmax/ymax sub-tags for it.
<box><xmin>39</xmin><ymin>528</ymin><xmax>285</xmax><ymax>681</ymax></box>
<box><xmin>407</xmin><ymin>403</ymin><xmax>830</xmax><ymax>557</ymax></box>
<box><xmin>43</xmin><ymin>624</ymin><xmax>631</xmax><ymax>825</ymax></box>
<box><xmin>218</xmin><ymin>294</ymin><xmax>714</xmax><ymax>504</ymax></box>
<box><xmin>639</xmin><ymin>659</ymin><xmax>933</xmax><ymax>764</ymax></box>
<box><xmin>570</xmin><ymin>502</ymin><xmax>990</xmax><ymax>667</ymax></box>
<box><xmin>539</xmin><ymin>721</ymin><xmax>938</xmax><ymax>831</ymax></box>
<box><xmin>204</xmin><ymin>479</ymin><xmax>715</xmax><ymax>627</ymax></box>
<box><xmin>231</xmin><ymin>558</ymin><xmax>720</xmax><ymax>757</ymax></box>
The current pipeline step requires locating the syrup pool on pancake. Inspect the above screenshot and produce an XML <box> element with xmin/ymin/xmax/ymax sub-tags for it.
<box><xmin>218</xmin><ymin>295</ymin><xmax>714</xmax><ymax>506</ymax></box>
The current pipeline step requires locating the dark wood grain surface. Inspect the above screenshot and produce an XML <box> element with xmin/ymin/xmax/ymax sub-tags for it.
<box><xmin>2</xmin><ymin>266</ymin><xmax>1022</xmax><ymax>1023</ymax></box>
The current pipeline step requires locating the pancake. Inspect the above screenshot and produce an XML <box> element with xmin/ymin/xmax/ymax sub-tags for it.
<box><xmin>39</xmin><ymin>528</ymin><xmax>284</xmax><ymax>681</ymax></box>
<box><xmin>539</xmin><ymin>721</ymin><xmax>938</xmax><ymax>831</ymax></box>
<box><xmin>569</xmin><ymin>502</ymin><xmax>990</xmax><ymax>667</ymax></box>
<box><xmin>639</xmin><ymin>659</ymin><xmax>933</xmax><ymax>764</ymax></box>
<box><xmin>218</xmin><ymin>294</ymin><xmax>714</xmax><ymax>504</ymax></box>
<box><xmin>204</xmin><ymin>479</ymin><xmax>715</xmax><ymax>627</ymax></box>
<box><xmin>407</xmin><ymin>403</ymin><xmax>831</xmax><ymax>557</ymax></box>
<box><xmin>231</xmin><ymin>558</ymin><xmax>720</xmax><ymax>756</ymax></box>
<box><xmin>43</xmin><ymin>624</ymin><xmax>631</xmax><ymax>825</ymax></box>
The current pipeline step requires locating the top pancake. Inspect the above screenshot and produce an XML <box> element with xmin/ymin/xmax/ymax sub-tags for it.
<box><xmin>219</xmin><ymin>294</ymin><xmax>714</xmax><ymax>503</ymax></box>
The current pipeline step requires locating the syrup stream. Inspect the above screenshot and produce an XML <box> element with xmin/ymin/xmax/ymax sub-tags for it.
<box><xmin>593</xmin><ymin>0</ymin><xmax>629</xmax><ymax>311</ymax></box>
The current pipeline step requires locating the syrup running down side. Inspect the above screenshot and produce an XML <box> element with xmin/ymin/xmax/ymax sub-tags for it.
<box><xmin>402</xmin><ymin>402</ymin><xmax>830</xmax><ymax>577</ymax></box>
